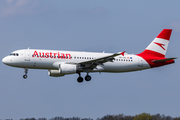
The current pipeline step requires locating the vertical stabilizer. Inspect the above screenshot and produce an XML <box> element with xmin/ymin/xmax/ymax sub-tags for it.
<box><xmin>137</xmin><ymin>29</ymin><xmax>174</xmax><ymax>68</ymax></box>
<box><xmin>139</xmin><ymin>29</ymin><xmax>172</xmax><ymax>58</ymax></box>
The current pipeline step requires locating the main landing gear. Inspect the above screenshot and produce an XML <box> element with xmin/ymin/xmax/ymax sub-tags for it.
<box><xmin>23</xmin><ymin>68</ymin><xmax>28</xmax><ymax>79</ymax></box>
<box><xmin>85</xmin><ymin>74</ymin><xmax>91</xmax><ymax>81</ymax></box>
<box><xmin>77</xmin><ymin>73</ymin><xmax>92</xmax><ymax>83</ymax></box>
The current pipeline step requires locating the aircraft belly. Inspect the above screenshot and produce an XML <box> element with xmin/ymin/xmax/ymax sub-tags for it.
<box><xmin>102</xmin><ymin>59</ymin><xmax>150</xmax><ymax>72</ymax></box>
<box><xmin>103</xmin><ymin>63</ymin><xmax>137</xmax><ymax>72</ymax></box>
<box><xmin>16</xmin><ymin>59</ymin><xmax>54</xmax><ymax>69</ymax></box>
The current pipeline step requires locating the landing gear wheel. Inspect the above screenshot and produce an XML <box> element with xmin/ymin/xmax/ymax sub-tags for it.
<box><xmin>77</xmin><ymin>77</ymin><xmax>83</xmax><ymax>83</ymax></box>
<box><xmin>85</xmin><ymin>75</ymin><xmax>91</xmax><ymax>81</ymax></box>
<box><xmin>23</xmin><ymin>68</ymin><xmax>28</xmax><ymax>79</ymax></box>
<box><xmin>23</xmin><ymin>75</ymin><xmax>27</xmax><ymax>79</ymax></box>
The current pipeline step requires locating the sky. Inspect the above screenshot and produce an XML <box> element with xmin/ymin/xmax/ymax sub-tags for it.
<box><xmin>0</xmin><ymin>0</ymin><xmax>180</xmax><ymax>119</ymax></box>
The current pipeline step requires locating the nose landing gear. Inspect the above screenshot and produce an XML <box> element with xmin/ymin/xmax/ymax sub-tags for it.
<box><xmin>23</xmin><ymin>68</ymin><xmax>28</xmax><ymax>79</ymax></box>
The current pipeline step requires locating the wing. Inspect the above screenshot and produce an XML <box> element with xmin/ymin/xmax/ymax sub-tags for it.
<box><xmin>77</xmin><ymin>51</ymin><xmax>125</xmax><ymax>71</ymax></box>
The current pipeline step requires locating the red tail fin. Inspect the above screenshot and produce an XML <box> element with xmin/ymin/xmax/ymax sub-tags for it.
<box><xmin>137</xmin><ymin>29</ymin><xmax>174</xmax><ymax>68</ymax></box>
<box><xmin>138</xmin><ymin>29</ymin><xmax>172</xmax><ymax>58</ymax></box>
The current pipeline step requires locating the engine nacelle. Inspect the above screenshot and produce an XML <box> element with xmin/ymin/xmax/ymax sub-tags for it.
<box><xmin>48</xmin><ymin>64</ymin><xmax>77</xmax><ymax>77</ymax></box>
<box><xmin>60</xmin><ymin>64</ymin><xmax>77</xmax><ymax>74</ymax></box>
<box><xmin>48</xmin><ymin>70</ymin><xmax>65</xmax><ymax>77</ymax></box>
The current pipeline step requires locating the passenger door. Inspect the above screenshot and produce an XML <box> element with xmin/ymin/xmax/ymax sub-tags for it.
<box><xmin>25</xmin><ymin>49</ymin><xmax>30</xmax><ymax>61</ymax></box>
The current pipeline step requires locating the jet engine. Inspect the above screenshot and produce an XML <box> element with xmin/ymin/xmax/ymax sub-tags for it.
<box><xmin>48</xmin><ymin>69</ymin><xmax>64</xmax><ymax>77</ymax></box>
<box><xmin>48</xmin><ymin>64</ymin><xmax>77</xmax><ymax>77</ymax></box>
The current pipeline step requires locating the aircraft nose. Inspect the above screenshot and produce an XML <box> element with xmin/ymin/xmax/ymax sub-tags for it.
<box><xmin>2</xmin><ymin>56</ymin><xmax>9</xmax><ymax>65</ymax></box>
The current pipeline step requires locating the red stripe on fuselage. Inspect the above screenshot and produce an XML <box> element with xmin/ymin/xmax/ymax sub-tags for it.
<box><xmin>138</xmin><ymin>49</ymin><xmax>165</xmax><ymax>58</ymax></box>
<box><xmin>137</xmin><ymin>50</ymin><xmax>174</xmax><ymax>68</ymax></box>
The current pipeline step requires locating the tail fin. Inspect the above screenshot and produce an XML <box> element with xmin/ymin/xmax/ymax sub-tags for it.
<box><xmin>138</xmin><ymin>29</ymin><xmax>172</xmax><ymax>58</ymax></box>
<box><xmin>137</xmin><ymin>29</ymin><xmax>175</xmax><ymax>68</ymax></box>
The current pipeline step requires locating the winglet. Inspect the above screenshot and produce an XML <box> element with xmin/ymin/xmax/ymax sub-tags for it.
<box><xmin>120</xmin><ymin>51</ymin><xmax>125</xmax><ymax>56</ymax></box>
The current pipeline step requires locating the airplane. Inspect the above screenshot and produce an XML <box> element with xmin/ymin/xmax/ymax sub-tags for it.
<box><xmin>2</xmin><ymin>29</ymin><xmax>176</xmax><ymax>83</ymax></box>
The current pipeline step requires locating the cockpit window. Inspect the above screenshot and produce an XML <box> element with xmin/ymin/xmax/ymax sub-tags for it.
<box><xmin>9</xmin><ymin>53</ymin><xmax>19</xmax><ymax>56</ymax></box>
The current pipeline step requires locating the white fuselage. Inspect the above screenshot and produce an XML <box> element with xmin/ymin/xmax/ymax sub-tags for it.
<box><xmin>2</xmin><ymin>49</ymin><xmax>150</xmax><ymax>73</ymax></box>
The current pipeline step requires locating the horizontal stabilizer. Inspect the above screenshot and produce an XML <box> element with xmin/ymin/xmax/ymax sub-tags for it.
<box><xmin>152</xmin><ymin>57</ymin><xmax>177</xmax><ymax>63</ymax></box>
